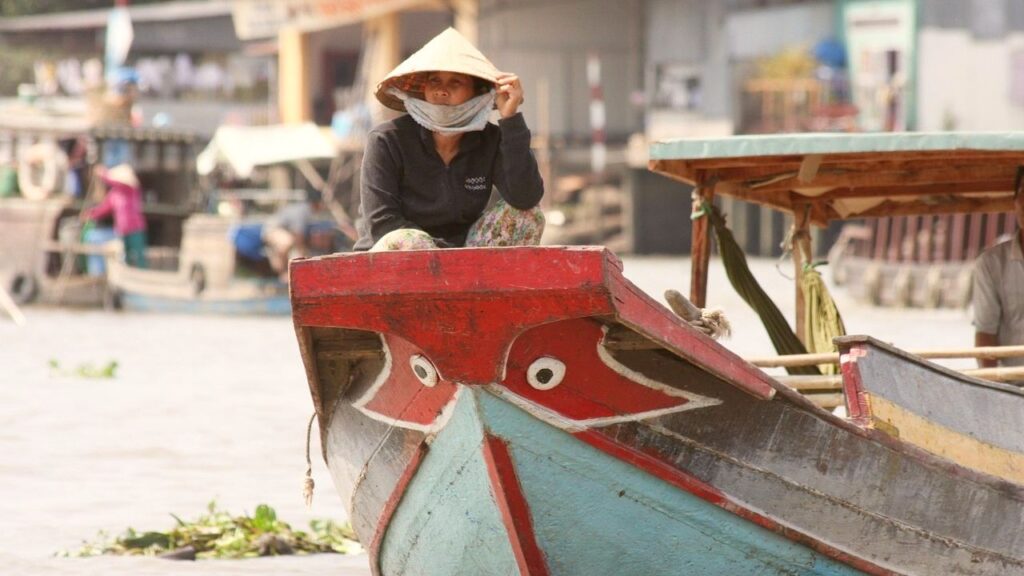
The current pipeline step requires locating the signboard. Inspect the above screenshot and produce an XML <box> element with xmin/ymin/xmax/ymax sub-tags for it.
<box><xmin>842</xmin><ymin>0</ymin><xmax>918</xmax><ymax>132</ymax></box>
<box><xmin>232</xmin><ymin>0</ymin><xmax>438</xmax><ymax>39</ymax></box>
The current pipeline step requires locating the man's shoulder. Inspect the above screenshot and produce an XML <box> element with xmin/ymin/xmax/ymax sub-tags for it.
<box><xmin>980</xmin><ymin>237</ymin><xmax>1016</xmax><ymax>258</ymax></box>
<box><xmin>976</xmin><ymin>237</ymin><xmax>1017</xmax><ymax>273</ymax></box>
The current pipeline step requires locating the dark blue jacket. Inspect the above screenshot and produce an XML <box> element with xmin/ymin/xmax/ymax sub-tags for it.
<box><xmin>354</xmin><ymin>113</ymin><xmax>543</xmax><ymax>250</ymax></box>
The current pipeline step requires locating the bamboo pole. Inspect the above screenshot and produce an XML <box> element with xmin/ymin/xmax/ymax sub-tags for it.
<box><xmin>749</xmin><ymin>345</ymin><xmax>1024</xmax><ymax>368</ymax></box>
<box><xmin>791</xmin><ymin>206</ymin><xmax>812</xmax><ymax>345</ymax></box>
<box><xmin>689</xmin><ymin>175</ymin><xmax>715</xmax><ymax>308</ymax></box>
<box><xmin>802</xmin><ymin>393</ymin><xmax>843</xmax><ymax>409</ymax></box>
<box><xmin>776</xmin><ymin>365</ymin><xmax>1024</xmax><ymax>389</ymax></box>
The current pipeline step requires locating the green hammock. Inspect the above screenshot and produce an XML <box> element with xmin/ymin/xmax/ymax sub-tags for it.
<box><xmin>702</xmin><ymin>203</ymin><xmax>821</xmax><ymax>376</ymax></box>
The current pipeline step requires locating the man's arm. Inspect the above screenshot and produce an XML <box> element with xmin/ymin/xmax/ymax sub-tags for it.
<box><xmin>975</xmin><ymin>331</ymin><xmax>999</xmax><ymax>368</ymax></box>
<box><xmin>972</xmin><ymin>250</ymin><xmax>1002</xmax><ymax>368</ymax></box>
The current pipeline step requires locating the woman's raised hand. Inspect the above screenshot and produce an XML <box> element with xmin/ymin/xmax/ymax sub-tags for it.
<box><xmin>495</xmin><ymin>72</ymin><xmax>524</xmax><ymax>119</ymax></box>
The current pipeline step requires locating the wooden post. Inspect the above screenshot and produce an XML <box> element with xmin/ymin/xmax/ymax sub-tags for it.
<box><xmin>792</xmin><ymin>205</ymin><xmax>812</xmax><ymax>345</ymax></box>
<box><xmin>363</xmin><ymin>13</ymin><xmax>401</xmax><ymax>125</ymax></box>
<box><xmin>278</xmin><ymin>27</ymin><xmax>311</xmax><ymax>124</ymax></box>
<box><xmin>950</xmin><ymin>214</ymin><xmax>966</xmax><ymax>261</ymax></box>
<box><xmin>451</xmin><ymin>0</ymin><xmax>479</xmax><ymax>44</ymax></box>
<box><xmin>689</xmin><ymin>174</ymin><xmax>715</xmax><ymax>308</ymax></box>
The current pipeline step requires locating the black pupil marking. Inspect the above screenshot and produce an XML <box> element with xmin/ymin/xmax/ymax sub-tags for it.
<box><xmin>415</xmin><ymin>365</ymin><xmax>429</xmax><ymax>379</ymax></box>
<box><xmin>536</xmin><ymin>368</ymin><xmax>554</xmax><ymax>384</ymax></box>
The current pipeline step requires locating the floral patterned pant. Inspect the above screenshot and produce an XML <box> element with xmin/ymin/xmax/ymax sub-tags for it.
<box><xmin>369</xmin><ymin>200</ymin><xmax>545</xmax><ymax>251</ymax></box>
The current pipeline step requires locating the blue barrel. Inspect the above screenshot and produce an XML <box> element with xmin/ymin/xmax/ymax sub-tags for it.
<box><xmin>83</xmin><ymin>226</ymin><xmax>118</xmax><ymax>276</ymax></box>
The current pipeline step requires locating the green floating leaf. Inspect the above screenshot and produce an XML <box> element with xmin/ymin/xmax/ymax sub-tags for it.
<box><xmin>252</xmin><ymin>504</ymin><xmax>278</xmax><ymax>532</ymax></box>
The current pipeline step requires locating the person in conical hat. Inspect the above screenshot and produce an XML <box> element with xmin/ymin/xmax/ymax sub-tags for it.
<box><xmin>354</xmin><ymin>27</ymin><xmax>545</xmax><ymax>251</ymax></box>
<box><xmin>85</xmin><ymin>163</ymin><xmax>148</xmax><ymax>268</ymax></box>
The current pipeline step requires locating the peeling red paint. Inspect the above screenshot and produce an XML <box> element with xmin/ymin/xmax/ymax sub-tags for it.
<box><xmin>369</xmin><ymin>443</ymin><xmax>428</xmax><ymax>576</ymax></box>
<box><xmin>358</xmin><ymin>333</ymin><xmax>458</xmax><ymax>428</ymax></box>
<box><xmin>503</xmin><ymin>318</ymin><xmax>690</xmax><ymax>421</ymax></box>
<box><xmin>839</xmin><ymin>343</ymin><xmax>873</xmax><ymax>426</ymax></box>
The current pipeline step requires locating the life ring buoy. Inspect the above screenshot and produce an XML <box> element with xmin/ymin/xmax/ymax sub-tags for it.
<box><xmin>18</xmin><ymin>142</ymin><xmax>68</xmax><ymax>201</ymax></box>
<box><xmin>8</xmin><ymin>273</ymin><xmax>38</xmax><ymax>305</ymax></box>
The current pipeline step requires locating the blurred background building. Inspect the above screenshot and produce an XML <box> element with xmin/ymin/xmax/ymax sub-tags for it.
<box><xmin>3</xmin><ymin>0</ymin><xmax>1024</xmax><ymax>257</ymax></box>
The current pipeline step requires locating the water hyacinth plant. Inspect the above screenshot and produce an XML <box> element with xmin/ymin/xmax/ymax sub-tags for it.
<box><xmin>48</xmin><ymin>359</ymin><xmax>118</xmax><ymax>379</ymax></box>
<box><xmin>58</xmin><ymin>501</ymin><xmax>361</xmax><ymax>559</ymax></box>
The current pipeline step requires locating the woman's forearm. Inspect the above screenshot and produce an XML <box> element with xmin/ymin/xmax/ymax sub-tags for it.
<box><xmin>495</xmin><ymin>113</ymin><xmax>543</xmax><ymax>209</ymax></box>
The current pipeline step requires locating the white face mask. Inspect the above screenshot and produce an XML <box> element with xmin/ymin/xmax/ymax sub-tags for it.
<box><xmin>388</xmin><ymin>87</ymin><xmax>495</xmax><ymax>134</ymax></box>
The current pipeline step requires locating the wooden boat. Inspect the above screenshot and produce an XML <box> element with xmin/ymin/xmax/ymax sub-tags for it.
<box><xmin>291</xmin><ymin>132</ymin><xmax>1024</xmax><ymax>575</ymax></box>
<box><xmin>104</xmin><ymin>213</ymin><xmax>290</xmax><ymax>315</ymax></box>
<box><xmin>0</xmin><ymin>121</ymin><xmax>200</xmax><ymax>308</ymax></box>
<box><xmin>104</xmin><ymin>123</ymin><xmax>357</xmax><ymax>315</ymax></box>
<box><xmin>292</xmin><ymin>247</ymin><xmax>1024</xmax><ymax>574</ymax></box>
<box><xmin>835</xmin><ymin>335</ymin><xmax>1024</xmax><ymax>485</ymax></box>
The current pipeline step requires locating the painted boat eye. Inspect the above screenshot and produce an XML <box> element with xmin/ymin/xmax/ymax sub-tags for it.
<box><xmin>410</xmin><ymin>355</ymin><xmax>438</xmax><ymax>387</ymax></box>
<box><xmin>527</xmin><ymin>357</ymin><xmax>566</xmax><ymax>390</ymax></box>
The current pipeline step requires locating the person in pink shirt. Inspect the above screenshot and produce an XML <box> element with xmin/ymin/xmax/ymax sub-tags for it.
<box><xmin>85</xmin><ymin>164</ymin><xmax>147</xmax><ymax>268</ymax></box>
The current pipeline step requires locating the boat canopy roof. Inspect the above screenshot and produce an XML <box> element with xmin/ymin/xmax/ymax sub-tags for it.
<box><xmin>648</xmin><ymin>131</ymin><xmax>1024</xmax><ymax>226</ymax></box>
<box><xmin>196</xmin><ymin>123</ymin><xmax>339</xmax><ymax>179</ymax></box>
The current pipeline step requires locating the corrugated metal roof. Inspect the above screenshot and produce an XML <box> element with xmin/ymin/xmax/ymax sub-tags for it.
<box><xmin>0</xmin><ymin>1</ymin><xmax>233</xmax><ymax>32</ymax></box>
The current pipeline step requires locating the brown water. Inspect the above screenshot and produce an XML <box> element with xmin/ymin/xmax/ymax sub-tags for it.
<box><xmin>0</xmin><ymin>256</ymin><xmax>975</xmax><ymax>575</ymax></box>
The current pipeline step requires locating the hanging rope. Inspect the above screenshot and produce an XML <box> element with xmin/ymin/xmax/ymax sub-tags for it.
<box><xmin>801</xmin><ymin>262</ymin><xmax>847</xmax><ymax>375</ymax></box>
<box><xmin>702</xmin><ymin>201</ymin><xmax>820</xmax><ymax>376</ymax></box>
<box><xmin>303</xmin><ymin>412</ymin><xmax>316</xmax><ymax>509</ymax></box>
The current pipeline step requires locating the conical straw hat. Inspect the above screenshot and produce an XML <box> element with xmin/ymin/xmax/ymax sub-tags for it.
<box><xmin>375</xmin><ymin>27</ymin><xmax>501</xmax><ymax>112</ymax></box>
<box><xmin>104</xmin><ymin>164</ymin><xmax>140</xmax><ymax>189</ymax></box>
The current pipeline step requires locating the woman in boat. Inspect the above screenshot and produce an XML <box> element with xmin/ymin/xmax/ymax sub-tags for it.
<box><xmin>84</xmin><ymin>164</ymin><xmax>147</xmax><ymax>268</ymax></box>
<box><xmin>353</xmin><ymin>28</ymin><xmax>544</xmax><ymax>251</ymax></box>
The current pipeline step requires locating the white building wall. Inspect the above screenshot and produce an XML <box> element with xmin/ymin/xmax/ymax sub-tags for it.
<box><xmin>726</xmin><ymin>3</ymin><xmax>834</xmax><ymax>60</ymax></box>
<box><xmin>477</xmin><ymin>0</ymin><xmax>643</xmax><ymax>140</ymax></box>
<box><xmin>917</xmin><ymin>28</ymin><xmax>1024</xmax><ymax>131</ymax></box>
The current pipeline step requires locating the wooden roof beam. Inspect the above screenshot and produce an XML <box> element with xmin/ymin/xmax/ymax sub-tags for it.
<box><xmin>810</xmin><ymin>180</ymin><xmax>1013</xmax><ymax>200</ymax></box>
<box><xmin>822</xmin><ymin>196</ymin><xmax>1016</xmax><ymax>221</ymax></box>
<box><xmin>746</xmin><ymin>165</ymin><xmax>1017</xmax><ymax>193</ymax></box>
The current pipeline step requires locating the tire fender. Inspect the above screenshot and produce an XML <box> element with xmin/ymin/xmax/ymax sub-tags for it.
<box><xmin>18</xmin><ymin>142</ymin><xmax>68</xmax><ymax>201</ymax></box>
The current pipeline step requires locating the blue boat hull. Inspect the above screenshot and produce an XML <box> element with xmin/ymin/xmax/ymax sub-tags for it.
<box><xmin>379</xmin><ymin>387</ymin><xmax>864</xmax><ymax>576</ymax></box>
<box><xmin>121</xmin><ymin>293</ymin><xmax>290</xmax><ymax>315</ymax></box>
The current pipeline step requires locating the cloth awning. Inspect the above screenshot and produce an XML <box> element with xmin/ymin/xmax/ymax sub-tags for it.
<box><xmin>196</xmin><ymin>123</ymin><xmax>338</xmax><ymax>178</ymax></box>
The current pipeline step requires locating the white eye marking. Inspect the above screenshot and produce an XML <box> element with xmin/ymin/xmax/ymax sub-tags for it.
<box><xmin>527</xmin><ymin>357</ymin><xmax>566</xmax><ymax>390</ymax></box>
<box><xmin>410</xmin><ymin>355</ymin><xmax>438</xmax><ymax>387</ymax></box>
